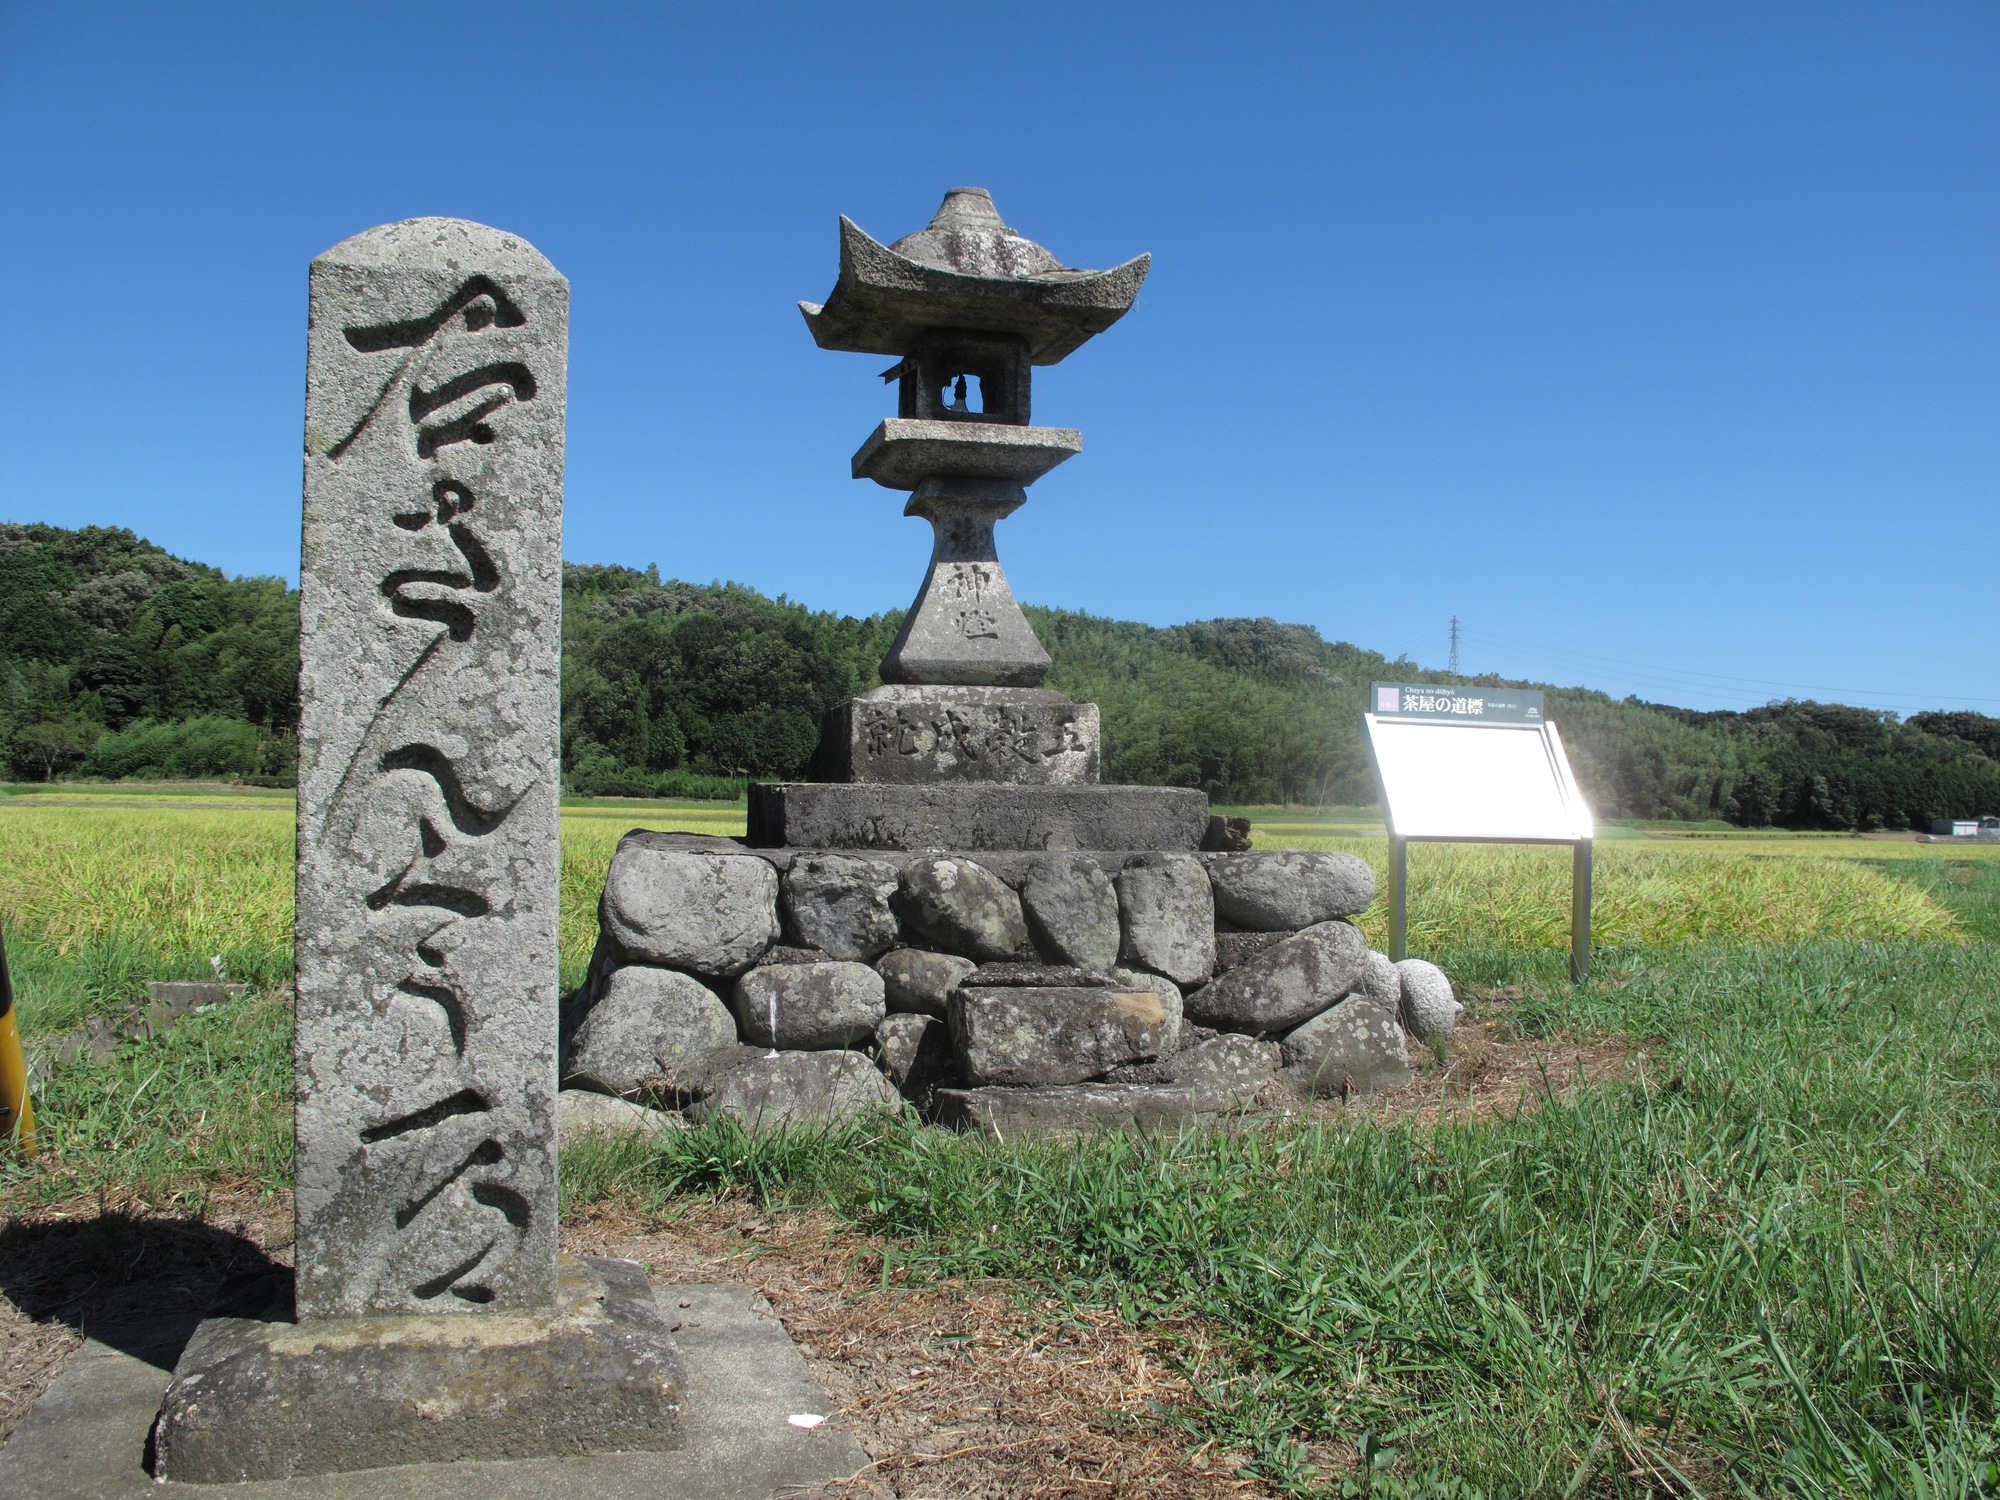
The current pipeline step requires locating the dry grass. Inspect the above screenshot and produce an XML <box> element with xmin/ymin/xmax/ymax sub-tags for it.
<box><xmin>0</xmin><ymin>793</ymin><xmax>1961</xmax><ymax>1010</ymax></box>
<box><xmin>0</xmin><ymin>792</ymin><xmax>745</xmax><ymax>997</ymax></box>
<box><xmin>570</xmin><ymin>1199</ymin><xmax>1278</xmax><ymax>1498</ymax></box>
<box><xmin>1266</xmin><ymin>836</ymin><xmax>1959</xmax><ymax>951</ymax></box>
<box><xmin>0</xmin><ymin>802</ymin><xmax>293</xmax><ymax>959</ymax></box>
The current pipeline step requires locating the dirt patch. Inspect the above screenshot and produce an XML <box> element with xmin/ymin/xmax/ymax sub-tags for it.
<box><xmin>1231</xmin><ymin>1006</ymin><xmax>1642</xmax><ymax>1134</ymax></box>
<box><xmin>568</xmin><ymin>1199</ymin><xmax>1274</xmax><ymax>1499</ymax></box>
<box><xmin>0</xmin><ymin>1313</ymin><xmax>74</xmax><ymax>1453</ymax></box>
<box><xmin>0</xmin><ymin>1188</ymin><xmax>1266</xmax><ymax>1497</ymax></box>
<box><xmin>1366</xmin><ymin>1016</ymin><xmax>1643</xmax><ymax>1129</ymax></box>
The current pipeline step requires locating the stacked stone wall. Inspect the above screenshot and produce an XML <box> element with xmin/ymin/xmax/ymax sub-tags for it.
<box><xmin>562</xmin><ymin>832</ymin><xmax>1463</xmax><ymax>1134</ymax></box>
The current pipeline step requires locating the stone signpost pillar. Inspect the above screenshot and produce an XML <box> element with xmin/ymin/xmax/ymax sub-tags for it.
<box><xmin>150</xmin><ymin>220</ymin><xmax>685</xmax><ymax>1483</ymax></box>
<box><xmin>294</xmin><ymin>217</ymin><xmax>567</xmax><ymax>1317</ymax></box>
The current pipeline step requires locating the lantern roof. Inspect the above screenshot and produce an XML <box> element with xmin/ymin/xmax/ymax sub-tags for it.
<box><xmin>799</xmin><ymin>188</ymin><xmax>1149</xmax><ymax>365</ymax></box>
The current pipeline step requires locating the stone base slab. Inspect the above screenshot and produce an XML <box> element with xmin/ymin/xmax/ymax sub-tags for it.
<box><xmin>746</xmin><ymin>782</ymin><xmax>1209</xmax><ymax>853</ymax></box>
<box><xmin>0</xmin><ymin>1283</ymin><xmax>867</xmax><ymax>1500</ymax></box>
<box><xmin>151</xmin><ymin>1256</ymin><xmax>685</xmax><ymax>1483</ymax></box>
<box><xmin>813</xmin><ymin>686</ymin><xmax>1099</xmax><ymax>786</ymax></box>
<box><xmin>933</xmin><ymin>1079</ymin><xmax>1264</xmax><ymax>1136</ymax></box>
<box><xmin>602</xmin><ymin>830</ymin><xmax>1260</xmax><ymax>879</ymax></box>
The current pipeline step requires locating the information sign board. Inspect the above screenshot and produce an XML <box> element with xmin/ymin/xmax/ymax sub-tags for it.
<box><xmin>1370</xmin><ymin>682</ymin><xmax>1544</xmax><ymax>725</ymax></box>
<box><xmin>1363</xmin><ymin>683</ymin><xmax>1595</xmax><ymax>979</ymax></box>
<box><xmin>1365</xmin><ymin>717</ymin><xmax>1590</xmax><ymax>842</ymax></box>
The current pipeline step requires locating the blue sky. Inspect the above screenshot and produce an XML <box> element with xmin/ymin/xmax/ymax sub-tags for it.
<box><xmin>2</xmin><ymin>3</ymin><xmax>1993</xmax><ymax>715</ymax></box>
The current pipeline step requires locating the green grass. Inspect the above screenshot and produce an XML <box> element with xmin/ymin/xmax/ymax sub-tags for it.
<box><xmin>3</xmin><ymin>988</ymin><xmax>293</xmax><ymax>1206</ymax></box>
<box><xmin>7</xmin><ymin>787</ymin><xmax>2000</xmax><ymax>1493</ymax></box>
<box><xmin>10</xmin><ymin>938</ymin><xmax>1999</xmax><ymax>1492</ymax></box>
<box><xmin>558</xmin><ymin>940</ymin><xmax>2000</xmax><ymax>1497</ymax></box>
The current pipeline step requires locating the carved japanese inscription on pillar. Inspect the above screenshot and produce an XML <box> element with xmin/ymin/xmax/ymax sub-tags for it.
<box><xmin>296</xmin><ymin>219</ymin><xmax>567</xmax><ymax>1318</ymax></box>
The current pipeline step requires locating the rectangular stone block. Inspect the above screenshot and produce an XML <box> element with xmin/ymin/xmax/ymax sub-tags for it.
<box><xmin>152</xmin><ymin>1257</ymin><xmax>684</xmax><ymax>1482</ymax></box>
<box><xmin>746</xmin><ymin>782</ymin><xmax>1210</xmax><ymax>852</ymax></box>
<box><xmin>933</xmin><ymin>1082</ymin><xmax>1244</xmax><ymax>1136</ymax></box>
<box><xmin>295</xmin><ymin>218</ymin><xmax>568</xmax><ymax>1318</ymax></box>
<box><xmin>814</xmin><ymin>685</ymin><xmax>1099</xmax><ymax>785</ymax></box>
<box><xmin>949</xmin><ymin>985</ymin><xmax>1162</xmax><ymax>1086</ymax></box>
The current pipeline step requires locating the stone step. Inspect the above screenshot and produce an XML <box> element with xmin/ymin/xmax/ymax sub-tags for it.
<box><xmin>746</xmin><ymin>782</ymin><xmax>1209</xmax><ymax>853</ymax></box>
<box><xmin>933</xmin><ymin>1079</ymin><xmax>1259</xmax><ymax>1137</ymax></box>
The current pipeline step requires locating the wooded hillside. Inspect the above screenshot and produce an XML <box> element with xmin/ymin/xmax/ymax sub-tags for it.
<box><xmin>6</xmin><ymin>521</ymin><xmax>2000</xmax><ymax>829</ymax></box>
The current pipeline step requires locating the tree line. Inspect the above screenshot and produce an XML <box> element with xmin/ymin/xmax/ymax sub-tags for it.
<box><xmin>6</xmin><ymin>521</ymin><xmax>2000</xmax><ymax>830</ymax></box>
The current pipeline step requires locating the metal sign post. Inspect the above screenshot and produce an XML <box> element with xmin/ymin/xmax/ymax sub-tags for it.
<box><xmin>1389</xmin><ymin>835</ymin><xmax>1408</xmax><ymax>963</ymax></box>
<box><xmin>1571</xmin><ymin>840</ymin><xmax>1593</xmax><ymax>983</ymax></box>
<box><xmin>1366</xmin><ymin>683</ymin><xmax>1595</xmax><ymax>983</ymax></box>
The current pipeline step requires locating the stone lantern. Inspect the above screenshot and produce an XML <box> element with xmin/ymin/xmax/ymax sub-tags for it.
<box><xmin>802</xmin><ymin>186</ymin><xmax>1147</xmax><ymax>688</ymax></box>
<box><xmin>750</xmin><ymin>189</ymin><xmax>1211</xmax><ymax>854</ymax></box>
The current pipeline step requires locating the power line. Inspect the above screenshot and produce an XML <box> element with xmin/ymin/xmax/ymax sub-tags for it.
<box><xmin>1447</xmin><ymin>615</ymin><xmax>1460</xmax><ymax>676</ymax></box>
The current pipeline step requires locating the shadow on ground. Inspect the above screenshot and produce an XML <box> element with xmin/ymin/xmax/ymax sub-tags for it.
<box><xmin>0</xmin><ymin>1212</ymin><xmax>282</xmax><ymax>1371</ymax></box>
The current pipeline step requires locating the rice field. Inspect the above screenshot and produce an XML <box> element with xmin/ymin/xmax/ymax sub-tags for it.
<box><xmin>0</xmin><ymin>784</ymin><xmax>1967</xmax><ymax>1032</ymax></box>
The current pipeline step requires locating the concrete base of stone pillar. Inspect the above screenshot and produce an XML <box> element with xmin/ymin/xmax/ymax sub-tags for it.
<box><xmin>150</xmin><ymin>1256</ymin><xmax>685</xmax><ymax>1484</ymax></box>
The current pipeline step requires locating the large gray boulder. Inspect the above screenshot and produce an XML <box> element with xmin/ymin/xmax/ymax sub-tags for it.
<box><xmin>732</xmin><ymin>962</ymin><xmax>885</xmax><ymax>1050</ymax></box>
<box><xmin>1214</xmin><ymin>929</ymin><xmax>1291</xmax><ymax>974</ymax></box>
<box><xmin>1279</xmin><ymin>997</ymin><xmax>1411</xmax><ymax>1097</ymax></box>
<box><xmin>874</xmin><ymin>1012</ymin><xmax>957</xmax><ymax>1104</ymax></box>
<box><xmin>1115</xmin><ymin>853</ymin><xmax>1215</xmax><ymax>986</ymax></box>
<box><xmin>896</xmin><ymin>856</ymin><xmax>1031</xmax><ymax>961</ymax></box>
<box><xmin>1206</xmin><ymin>851</ymin><xmax>1376</xmax><ymax>931</ymax></box>
<box><xmin>949</xmin><ymin>985</ymin><xmax>1164</xmax><ymax>1087</ymax></box>
<box><xmin>692</xmin><ymin>1051</ymin><xmax>900</xmax><ymax>1130</ymax></box>
<box><xmin>781</xmin><ymin>854</ymin><xmax>901</xmax><ymax>962</ymax></box>
<box><xmin>1397</xmin><ymin>958</ymin><xmax>1464</xmax><ymax>1040</ymax></box>
<box><xmin>601</xmin><ymin>847</ymin><xmax>779</xmax><ymax>978</ymax></box>
<box><xmin>966</xmin><ymin>963</ymin><xmax>1117</xmax><ymax>987</ymax></box>
<box><xmin>1357</xmin><ymin>949</ymin><xmax>1402</xmax><ymax>1008</ymax></box>
<box><xmin>1019</xmin><ymin>854</ymin><xmax>1122</xmax><ymax>971</ymax></box>
<box><xmin>876</xmin><ymin>948</ymin><xmax>977</xmax><ymax>1017</ymax></box>
<box><xmin>563</xmin><ymin>964</ymin><xmax>739</xmax><ymax>1098</ymax></box>
<box><xmin>1106</xmin><ymin>1032</ymin><xmax>1279</xmax><ymax>1098</ymax></box>
<box><xmin>1183</xmin><ymin>919</ymin><xmax>1366</xmax><ymax>1035</ymax></box>
<box><xmin>1111</xmin><ymin>967</ymin><xmax>1183</xmax><ymax>1056</ymax></box>
<box><xmin>934</xmin><ymin>1069</ymin><xmax>1264</xmax><ymax>1137</ymax></box>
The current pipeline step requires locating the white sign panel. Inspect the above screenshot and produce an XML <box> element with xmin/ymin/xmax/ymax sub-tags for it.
<box><xmin>1364</xmin><ymin>714</ymin><xmax>1593</xmax><ymax>842</ymax></box>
